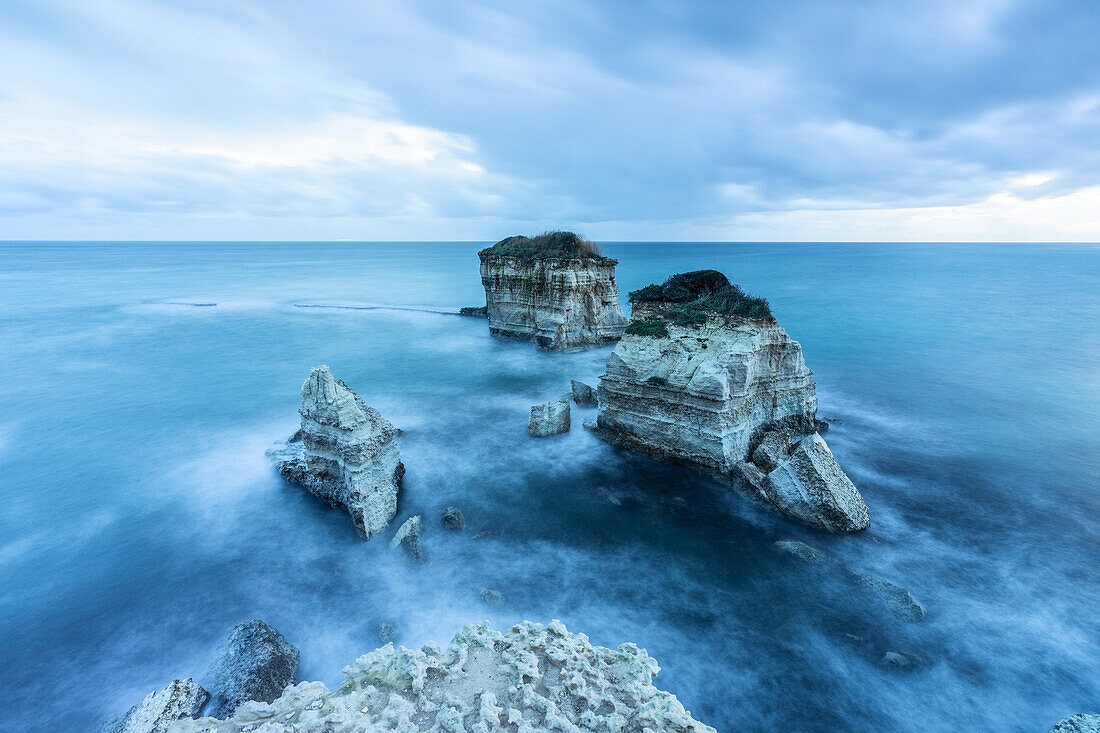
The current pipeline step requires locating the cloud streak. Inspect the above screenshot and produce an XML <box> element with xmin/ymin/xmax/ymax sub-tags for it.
<box><xmin>1</xmin><ymin>0</ymin><xmax>1098</xmax><ymax>240</ymax></box>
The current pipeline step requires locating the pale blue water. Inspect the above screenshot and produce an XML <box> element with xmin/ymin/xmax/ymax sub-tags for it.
<box><xmin>0</xmin><ymin>242</ymin><xmax>1097</xmax><ymax>732</ymax></box>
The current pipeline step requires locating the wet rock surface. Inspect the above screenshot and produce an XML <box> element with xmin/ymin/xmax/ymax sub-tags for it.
<box><xmin>170</xmin><ymin>620</ymin><xmax>716</xmax><ymax>733</ymax></box>
<box><xmin>571</xmin><ymin>379</ymin><xmax>599</xmax><ymax>407</ymax></box>
<box><xmin>204</xmin><ymin>620</ymin><xmax>299</xmax><ymax>720</ymax></box>
<box><xmin>390</xmin><ymin>515</ymin><xmax>424</xmax><ymax>563</ymax></box>
<box><xmin>441</xmin><ymin>505</ymin><xmax>466</xmax><ymax>530</ymax></box>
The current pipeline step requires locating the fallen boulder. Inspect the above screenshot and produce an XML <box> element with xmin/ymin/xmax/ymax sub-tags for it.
<box><xmin>571</xmin><ymin>379</ymin><xmax>598</xmax><ymax>407</ymax></box>
<box><xmin>204</xmin><ymin>620</ymin><xmax>299</xmax><ymax>719</ymax></box>
<box><xmin>390</xmin><ymin>515</ymin><xmax>425</xmax><ymax>563</ymax></box>
<box><xmin>528</xmin><ymin>398</ymin><xmax>570</xmax><ymax>437</ymax></box>
<box><xmin>761</xmin><ymin>433</ymin><xmax>870</xmax><ymax>533</ymax></box>
<box><xmin>751</xmin><ymin>429</ymin><xmax>792</xmax><ymax>472</ymax></box>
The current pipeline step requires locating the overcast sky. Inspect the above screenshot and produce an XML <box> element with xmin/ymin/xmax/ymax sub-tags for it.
<box><xmin>2</xmin><ymin>0</ymin><xmax>1099</xmax><ymax>241</ymax></box>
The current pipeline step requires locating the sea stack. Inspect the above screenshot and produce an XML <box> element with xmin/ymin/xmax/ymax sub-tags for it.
<box><xmin>478</xmin><ymin>231</ymin><xmax>628</xmax><ymax>350</ymax></box>
<box><xmin>588</xmin><ymin>270</ymin><xmax>869</xmax><ymax>532</ymax></box>
<box><xmin>276</xmin><ymin>366</ymin><xmax>404</xmax><ymax>539</ymax></box>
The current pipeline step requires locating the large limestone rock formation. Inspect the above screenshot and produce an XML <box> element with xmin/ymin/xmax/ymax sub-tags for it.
<box><xmin>169</xmin><ymin>620</ymin><xmax>715</xmax><ymax>732</ymax></box>
<box><xmin>276</xmin><ymin>366</ymin><xmax>404</xmax><ymax>539</ymax></box>
<box><xmin>205</xmin><ymin>620</ymin><xmax>300</xmax><ymax>719</ymax></box>
<box><xmin>101</xmin><ymin>678</ymin><xmax>209</xmax><ymax>733</ymax></box>
<box><xmin>478</xmin><ymin>231</ymin><xmax>628</xmax><ymax>350</ymax></box>
<box><xmin>589</xmin><ymin>270</ymin><xmax>869</xmax><ymax>532</ymax></box>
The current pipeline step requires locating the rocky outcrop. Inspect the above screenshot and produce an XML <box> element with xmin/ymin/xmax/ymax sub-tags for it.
<box><xmin>276</xmin><ymin>366</ymin><xmax>404</xmax><ymax>539</ymax></box>
<box><xmin>390</xmin><ymin>515</ymin><xmax>424</xmax><ymax>562</ymax></box>
<box><xmin>458</xmin><ymin>305</ymin><xmax>487</xmax><ymax>317</ymax></box>
<box><xmin>169</xmin><ymin>620</ymin><xmax>715</xmax><ymax>733</ymax></box>
<box><xmin>571</xmin><ymin>379</ymin><xmax>598</xmax><ymax>407</ymax></box>
<box><xmin>101</xmin><ymin>678</ymin><xmax>208</xmax><ymax>733</ymax></box>
<box><xmin>204</xmin><ymin>620</ymin><xmax>300</xmax><ymax>720</ymax></box>
<box><xmin>1050</xmin><ymin>714</ymin><xmax>1100</xmax><ymax>732</ymax></box>
<box><xmin>529</xmin><ymin>398</ymin><xmax>571</xmax><ymax>436</ymax></box>
<box><xmin>478</xmin><ymin>232</ymin><xmax>628</xmax><ymax>350</ymax></box>
<box><xmin>589</xmin><ymin>270</ymin><xmax>869</xmax><ymax>532</ymax></box>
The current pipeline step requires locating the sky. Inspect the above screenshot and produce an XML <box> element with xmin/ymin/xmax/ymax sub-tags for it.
<box><xmin>1</xmin><ymin>0</ymin><xmax>1099</xmax><ymax>241</ymax></box>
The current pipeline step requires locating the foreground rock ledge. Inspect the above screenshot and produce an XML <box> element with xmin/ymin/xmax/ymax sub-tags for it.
<box><xmin>168</xmin><ymin>620</ymin><xmax>715</xmax><ymax>733</ymax></box>
<box><xmin>589</xmin><ymin>270</ymin><xmax>869</xmax><ymax>532</ymax></box>
<box><xmin>478</xmin><ymin>232</ymin><xmax>628</xmax><ymax>350</ymax></box>
<box><xmin>276</xmin><ymin>366</ymin><xmax>404</xmax><ymax>539</ymax></box>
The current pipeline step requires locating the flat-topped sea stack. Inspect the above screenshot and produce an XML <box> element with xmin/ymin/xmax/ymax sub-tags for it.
<box><xmin>478</xmin><ymin>231</ymin><xmax>628</xmax><ymax>350</ymax></box>
<box><xmin>276</xmin><ymin>366</ymin><xmax>404</xmax><ymax>539</ymax></box>
<box><xmin>589</xmin><ymin>270</ymin><xmax>869</xmax><ymax>532</ymax></box>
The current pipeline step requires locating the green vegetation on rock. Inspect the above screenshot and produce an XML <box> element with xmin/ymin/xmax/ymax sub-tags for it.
<box><xmin>629</xmin><ymin>270</ymin><xmax>773</xmax><ymax>322</ymax></box>
<box><xmin>479</xmin><ymin>231</ymin><xmax>608</xmax><ymax>261</ymax></box>
<box><xmin>624</xmin><ymin>319</ymin><xmax>669</xmax><ymax>337</ymax></box>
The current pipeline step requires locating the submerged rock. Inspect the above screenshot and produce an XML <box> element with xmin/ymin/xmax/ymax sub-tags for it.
<box><xmin>881</xmin><ymin>650</ymin><xmax>914</xmax><ymax>669</ymax></box>
<box><xmin>480</xmin><ymin>588</ymin><xmax>504</xmax><ymax>606</ymax></box>
<box><xmin>276</xmin><ymin>366</ymin><xmax>404</xmax><ymax>539</ymax></box>
<box><xmin>375</xmin><ymin>622</ymin><xmax>399</xmax><ymax>645</ymax></box>
<box><xmin>850</xmin><ymin>570</ymin><xmax>927</xmax><ymax>622</ymax></box>
<box><xmin>571</xmin><ymin>379</ymin><xmax>599</xmax><ymax>407</ymax></box>
<box><xmin>590</xmin><ymin>270</ymin><xmax>869</xmax><ymax>532</ymax></box>
<box><xmin>441</xmin><ymin>505</ymin><xmax>466</xmax><ymax>530</ymax></box>
<box><xmin>390</xmin><ymin>515</ymin><xmax>425</xmax><ymax>563</ymax></box>
<box><xmin>102</xmin><ymin>678</ymin><xmax>208</xmax><ymax>733</ymax></box>
<box><xmin>759</xmin><ymin>433</ymin><xmax>870</xmax><ymax>533</ymax></box>
<box><xmin>1050</xmin><ymin>714</ymin><xmax>1100</xmax><ymax>732</ymax></box>
<box><xmin>478</xmin><ymin>232</ymin><xmax>628</xmax><ymax>350</ymax></box>
<box><xmin>171</xmin><ymin>620</ymin><xmax>716</xmax><ymax>733</ymax></box>
<box><xmin>774</xmin><ymin>540</ymin><xmax>830</xmax><ymax>565</ymax></box>
<box><xmin>204</xmin><ymin>620</ymin><xmax>299</xmax><ymax>719</ymax></box>
<box><xmin>528</xmin><ymin>398</ymin><xmax>571</xmax><ymax>437</ymax></box>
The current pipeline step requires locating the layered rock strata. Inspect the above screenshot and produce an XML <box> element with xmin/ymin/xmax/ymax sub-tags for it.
<box><xmin>590</xmin><ymin>270</ymin><xmax>869</xmax><ymax>532</ymax></box>
<box><xmin>529</xmin><ymin>398</ymin><xmax>570</xmax><ymax>436</ymax></box>
<box><xmin>478</xmin><ymin>232</ymin><xmax>628</xmax><ymax>350</ymax></box>
<box><xmin>276</xmin><ymin>366</ymin><xmax>404</xmax><ymax>539</ymax></box>
<box><xmin>169</xmin><ymin>620</ymin><xmax>715</xmax><ymax>733</ymax></box>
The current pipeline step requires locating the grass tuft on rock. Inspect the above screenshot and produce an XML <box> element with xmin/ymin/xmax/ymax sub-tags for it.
<box><xmin>624</xmin><ymin>319</ymin><xmax>669</xmax><ymax>337</ymax></box>
<box><xmin>629</xmin><ymin>270</ymin><xmax>773</xmax><ymax>322</ymax></box>
<box><xmin>479</xmin><ymin>231</ymin><xmax>607</xmax><ymax>261</ymax></box>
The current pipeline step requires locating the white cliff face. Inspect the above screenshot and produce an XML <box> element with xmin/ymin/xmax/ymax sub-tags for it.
<box><xmin>479</xmin><ymin>254</ymin><xmax>628</xmax><ymax>350</ymax></box>
<box><xmin>168</xmin><ymin>620</ymin><xmax>715</xmax><ymax>733</ymax></box>
<box><xmin>276</xmin><ymin>366</ymin><xmax>403</xmax><ymax>539</ymax></box>
<box><xmin>594</xmin><ymin>314</ymin><xmax>818</xmax><ymax>474</ymax></box>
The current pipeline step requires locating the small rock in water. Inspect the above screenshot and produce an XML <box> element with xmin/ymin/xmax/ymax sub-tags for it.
<box><xmin>570</xmin><ymin>380</ymin><xmax>598</xmax><ymax>407</ymax></box>
<box><xmin>376</xmin><ymin>622</ymin><xmax>399</xmax><ymax>645</ymax></box>
<box><xmin>1049</xmin><ymin>714</ymin><xmax>1100</xmax><ymax>732</ymax></box>
<box><xmin>441</xmin><ymin>506</ymin><xmax>466</xmax><ymax>530</ymax></box>
<box><xmin>101</xmin><ymin>678</ymin><xmax>209</xmax><ymax>733</ymax></box>
<box><xmin>773</xmin><ymin>540</ymin><xmax>829</xmax><ymax>565</ymax></box>
<box><xmin>881</xmin><ymin>650</ymin><xmax>913</xmax><ymax>669</ymax></box>
<box><xmin>528</xmin><ymin>398</ymin><xmax>570</xmax><ymax>437</ymax></box>
<box><xmin>390</xmin><ymin>515</ymin><xmax>425</xmax><ymax>563</ymax></box>
<box><xmin>458</xmin><ymin>305</ymin><xmax>487</xmax><ymax>317</ymax></box>
<box><xmin>480</xmin><ymin>588</ymin><xmax>504</xmax><ymax>606</ymax></box>
<box><xmin>205</xmin><ymin>620</ymin><xmax>300</xmax><ymax>719</ymax></box>
<box><xmin>851</xmin><ymin>571</ymin><xmax>927</xmax><ymax>622</ymax></box>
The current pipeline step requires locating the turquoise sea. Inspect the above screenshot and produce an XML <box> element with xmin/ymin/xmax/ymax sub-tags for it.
<box><xmin>0</xmin><ymin>242</ymin><xmax>1097</xmax><ymax>731</ymax></box>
